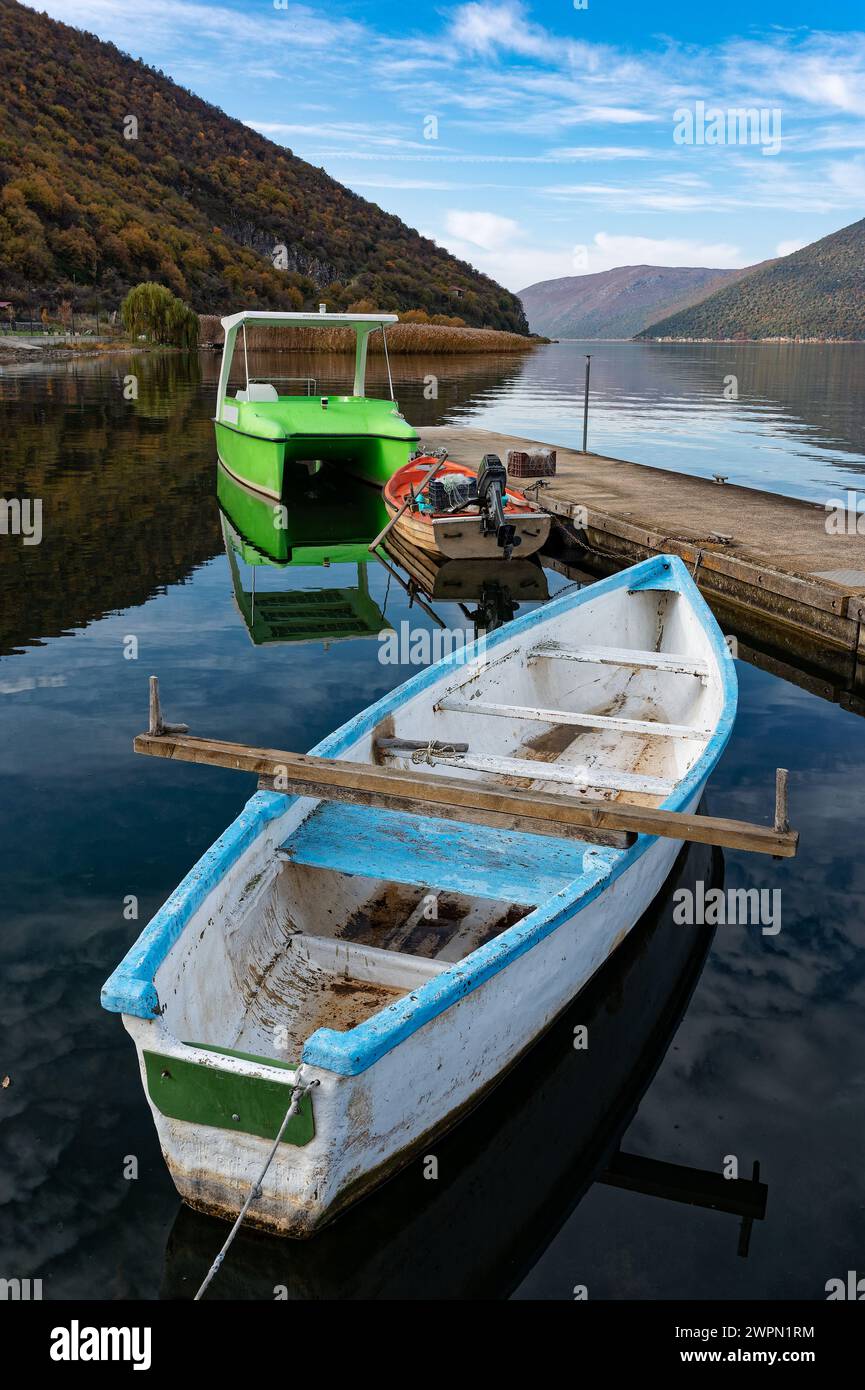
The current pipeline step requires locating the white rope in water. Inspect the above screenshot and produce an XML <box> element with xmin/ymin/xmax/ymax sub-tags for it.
<box><xmin>194</xmin><ymin>1071</ymin><xmax>320</xmax><ymax>1301</ymax></box>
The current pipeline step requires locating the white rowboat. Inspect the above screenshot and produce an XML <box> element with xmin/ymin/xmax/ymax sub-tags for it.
<box><xmin>102</xmin><ymin>554</ymin><xmax>737</xmax><ymax>1237</ymax></box>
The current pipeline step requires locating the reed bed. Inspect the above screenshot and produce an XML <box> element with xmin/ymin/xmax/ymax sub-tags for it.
<box><xmin>199</xmin><ymin>316</ymin><xmax>537</xmax><ymax>354</ymax></box>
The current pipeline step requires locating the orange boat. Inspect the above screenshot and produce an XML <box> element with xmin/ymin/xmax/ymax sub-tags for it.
<box><xmin>382</xmin><ymin>455</ymin><xmax>551</xmax><ymax>561</ymax></box>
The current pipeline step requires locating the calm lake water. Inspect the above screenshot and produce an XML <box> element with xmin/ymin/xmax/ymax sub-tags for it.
<box><xmin>1</xmin><ymin>342</ymin><xmax>863</xmax><ymax>1300</ymax></box>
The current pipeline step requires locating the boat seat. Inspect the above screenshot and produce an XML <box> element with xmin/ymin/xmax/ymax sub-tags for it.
<box><xmin>528</xmin><ymin>641</ymin><xmax>709</xmax><ymax>677</ymax></box>
<box><xmin>276</xmin><ymin>802</ymin><xmax>615</xmax><ymax>906</ymax></box>
<box><xmin>379</xmin><ymin>746</ymin><xmax>674</xmax><ymax>796</ymax></box>
<box><xmin>435</xmin><ymin>696</ymin><xmax>710</xmax><ymax>740</ymax></box>
<box><xmin>236</xmin><ymin>383</ymin><xmax>278</xmax><ymax>403</ymax></box>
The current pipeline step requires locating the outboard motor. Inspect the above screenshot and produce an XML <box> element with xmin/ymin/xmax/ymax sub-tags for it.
<box><xmin>477</xmin><ymin>453</ymin><xmax>520</xmax><ymax>558</ymax></box>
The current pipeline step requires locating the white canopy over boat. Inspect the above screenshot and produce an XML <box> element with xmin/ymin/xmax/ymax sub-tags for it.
<box><xmin>216</xmin><ymin>310</ymin><xmax>399</xmax><ymax>415</ymax></box>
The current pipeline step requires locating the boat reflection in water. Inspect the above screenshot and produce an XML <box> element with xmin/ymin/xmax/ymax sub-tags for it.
<box><xmin>218</xmin><ymin>463</ymin><xmax>391</xmax><ymax>646</ymax></box>
<box><xmin>380</xmin><ymin>530</ymin><xmax>550</xmax><ymax>642</ymax></box>
<box><xmin>161</xmin><ymin>838</ymin><xmax>766</xmax><ymax>1300</ymax></box>
<box><xmin>218</xmin><ymin>458</ymin><xmax>550</xmax><ymax>648</ymax></box>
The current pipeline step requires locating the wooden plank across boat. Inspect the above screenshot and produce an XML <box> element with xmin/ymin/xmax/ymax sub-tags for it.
<box><xmin>101</xmin><ymin>554</ymin><xmax>796</xmax><ymax>1241</ymax></box>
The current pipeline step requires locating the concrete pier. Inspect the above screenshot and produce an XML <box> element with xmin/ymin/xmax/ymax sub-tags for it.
<box><xmin>420</xmin><ymin>426</ymin><xmax>865</xmax><ymax>662</ymax></box>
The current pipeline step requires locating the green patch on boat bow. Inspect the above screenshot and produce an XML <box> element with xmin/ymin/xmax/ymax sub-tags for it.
<box><xmin>143</xmin><ymin>1048</ymin><xmax>314</xmax><ymax>1146</ymax></box>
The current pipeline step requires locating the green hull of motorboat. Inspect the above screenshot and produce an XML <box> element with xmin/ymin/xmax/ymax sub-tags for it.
<box><xmin>215</xmin><ymin>395</ymin><xmax>419</xmax><ymax>497</ymax></box>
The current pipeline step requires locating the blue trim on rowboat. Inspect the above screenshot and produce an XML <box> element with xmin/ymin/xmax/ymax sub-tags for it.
<box><xmin>99</xmin><ymin>793</ymin><xmax>289</xmax><ymax>1016</ymax></box>
<box><xmin>627</xmin><ymin>567</ymin><xmax>682</xmax><ymax>592</ymax></box>
<box><xmin>100</xmin><ymin>554</ymin><xmax>737</xmax><ymax>1075</ymax></box>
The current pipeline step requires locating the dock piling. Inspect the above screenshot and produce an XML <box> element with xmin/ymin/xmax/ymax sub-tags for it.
<box><xmin>147</xmin><ymin>675</ymin><xmax>189</xmax><ymax>737</ymax></box>
<box><xmin>774</xmin><ymin>767</ymin><xmax>789</xmax><ymax>835</ymax></box>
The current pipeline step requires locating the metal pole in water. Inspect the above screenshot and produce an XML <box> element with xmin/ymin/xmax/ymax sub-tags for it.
<box><xmin>582</xmin><ymin>354</ymin><xmax>591</xmax><ymax>453</ymax></box>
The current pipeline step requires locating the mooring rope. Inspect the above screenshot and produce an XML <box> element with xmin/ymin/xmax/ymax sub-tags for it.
<box><xmin>194</xmin><ymin>1070</ymin><xmax>320</xmax><ymax>1301</ymax></box>
<box><xmin>411</xmin><ymin>741</ymin><xmax>460</xmax><ymax>766</ymax></box>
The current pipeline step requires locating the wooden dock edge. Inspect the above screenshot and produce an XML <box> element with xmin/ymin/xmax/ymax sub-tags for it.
<box><xmin>546</xmin><ymin>503</ymin><xmax>864</xmax><ymax>655</ymax></box>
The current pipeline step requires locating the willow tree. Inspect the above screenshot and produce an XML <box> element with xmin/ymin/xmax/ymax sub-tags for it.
<box><xmin>121</xmin><ymin>282</ymin><xmax>199</xmax><ymax>348</ymax></box>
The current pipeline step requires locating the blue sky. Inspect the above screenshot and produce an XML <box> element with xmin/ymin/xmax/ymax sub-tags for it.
<box><xmin>24</xmin><ymin>1</ymin><xmax>865</xmax><ymax>289</ymax></box>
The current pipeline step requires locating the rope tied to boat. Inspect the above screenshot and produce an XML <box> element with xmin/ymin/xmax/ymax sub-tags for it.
<box><xmin>411</xmin><ymin>740</ymin><xmax>461</xmax><ymax>766</ymax></box>
<box><xmin>194</xmin><ymin>1069</ymin><xmax>320</xmax><ymax>1301</ymax></box>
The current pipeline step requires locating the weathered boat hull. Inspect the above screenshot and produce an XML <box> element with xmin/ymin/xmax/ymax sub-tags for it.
<box><xmin>160</xmin><ymin>838</ymin><xmax>718</xmax><ymax>1298</ymax></box>
<box><xmin>392</xmin><ymin>507</ymin><xmax>551</xmax><ymax>559</ymax></box>
<box><xmin>124</xmin><ymin>805</ymin><xmax>699</xmax><ymax>1238</ymax></box>
<box><xmin>102</xmin><ymin>553</ymin><xmax>736</xmax><ymax>1239</ymax></box>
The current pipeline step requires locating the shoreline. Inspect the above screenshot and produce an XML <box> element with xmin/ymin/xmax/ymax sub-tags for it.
<box><xmin>0</xmin><ymin>340</ymin><xmax>175</xmax><ymax>365</ymax></box>
<box><xmin>198</xmin><ymin>317</ymin><xmax>546</xmax><ymax>355</ymax></box>
<box><xmin>637</xmin><ymin>336</ymin><xmax>865</xmax><ymax>345</ymax></box>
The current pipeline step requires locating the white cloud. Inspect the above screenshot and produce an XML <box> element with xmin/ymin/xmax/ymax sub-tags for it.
<box><xmin>248</xmin><ymin>121</ymin><xmax>430</xmax><ymax>152</ymax></box>
<box><xmin>25</xmin><ymin>0</ymin><xmax>361</xmax><ymax>47</ymax></box>
<box><xmin>580</xmin><ymin>106</ymin><xmax>656</xmax><ymax>125</ymax></box>
<box><xmin>802</xmin><ymin>124</ymin><xmax>865</xmax><ymax>152</ymax></box>
<box><xmin>588</xmin><ymin>232</ymin><xmax>743</xmax><ymax>269</ymax></box>
<box><xmin>436</xmin><ymin>220</ymin><xmax>744</xmax><ymax>289</ymax></box>
<box><xmin>546</xmin><ymin>146</ymin><xmax>647</xmax><ymax>160</ymax></box>
<box><xmin>444</xmin><ymin>209</ymin><xmax>522</xmax><ymax>250</ymax></box>
<box><xmin>825</xmin><ymin>156</ymin><xmax>865</xmax><ymax>200</ymax></box>
<box><xmin>726</xmin><ymin>37</ymin><xmax>865</xmax><ymax>117</ymax></box>
<box><xmin>776</xmin><ymin>238</ymin><xmax>808</xmax><ymax>257</ymax></box>
<box><xmin>449</xmin><ymin>1</ymin><xmax>554</xmax><ymax>61</ymax></box>
<box><xmin>348</xmin><ymin>176</ymin><xmax>466</xmax><ymax>191</ymax></box>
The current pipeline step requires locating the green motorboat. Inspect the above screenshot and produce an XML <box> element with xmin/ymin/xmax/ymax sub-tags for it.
<box><xmin>213</xmin><ymin>311</ymin><xmax>420</xmax><ymax>497</ymax></box>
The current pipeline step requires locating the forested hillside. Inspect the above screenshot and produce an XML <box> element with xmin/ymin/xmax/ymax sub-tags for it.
<box><xmin>640</xmin><ymin>219</ymin><xmax>865</xmax><ymax>340</ymax></box>
<box><xmin>0</xmin><ymin>0</ymin><xmax>527</xmax><ymax>330</ymax></box>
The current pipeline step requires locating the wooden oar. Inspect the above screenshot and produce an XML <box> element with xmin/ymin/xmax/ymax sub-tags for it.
<box><xmin>368</xmin><ymin>452</ymin><xmax>447</xmax><ymax>553</ymax></box>
<box><xmin>135</xmin><ymin>687</ymin><xmax>797</xmax><ymax>857</ymax></box>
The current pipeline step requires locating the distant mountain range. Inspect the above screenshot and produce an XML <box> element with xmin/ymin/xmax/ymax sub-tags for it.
<box><xmin>637</xmin><ymin>218</ymin><xmax>865</xmax><ymax>341</ymax></box>
<box><xmin>521</xmin><ymin>217</ymin><xmax>865</xmax><ymax>342</ymax></box>
<box><xmin>0</xmin><ymin>0</ymin><xmax>527</xmax><ymax>330</ymax></box>
<box><xmin>518</xmin><ymin>265</ymin><xmax>751</xmax><ymax>339</ymax></box>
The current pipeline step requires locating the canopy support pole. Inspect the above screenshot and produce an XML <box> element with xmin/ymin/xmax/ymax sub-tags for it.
<box><xmin>353</xmin><ymin>327</ymin><xmax>369</xmax><ymax>396</ymax></box>
<box><xmin>381</xmin><ymin>326</ymin><xmax>394</xmax><ymax>400</ymax></box>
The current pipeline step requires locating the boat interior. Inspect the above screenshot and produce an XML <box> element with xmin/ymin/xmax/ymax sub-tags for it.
<box><xmin>373</xmin><ymin>582</ymin><xmax>719</xmax><ymax>806</ymax></box>
<box><xmin>158</xmin><ymin>580</ymin><xmax>723</xmax><ymax>1068</ymax></box>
